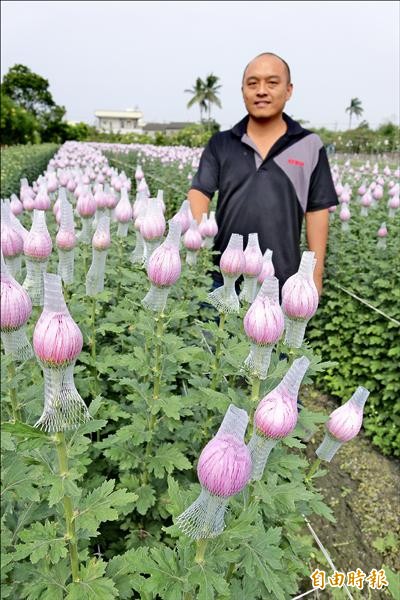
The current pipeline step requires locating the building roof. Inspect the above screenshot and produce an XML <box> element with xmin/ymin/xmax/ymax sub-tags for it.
<box><xmin>142</xmin><ymin>121</ymin><xmax>196</xmax><ymax>132</ymax></box>
<box><xmin>95</xmin><ymin>110</ymin><xmax>142</xmax><ymax>119</ymax></box>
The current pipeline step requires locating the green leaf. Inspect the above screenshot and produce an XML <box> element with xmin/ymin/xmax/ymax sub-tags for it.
<box><xmin>106</xmin><ymin>549</ymin><xmax>147</xmax><ymax>599</ymax></box>
<box><xmin>147</xmin><ymin>444</ymin><xmax>191</xmax><ymax>478</ymax></box>
<box><xmin>188</xmin><ymin>562</ymin><xmax>230</xmax><ymax>600</ymax></box>
<box><xmin>66</xmin><ymin>559</ymin><xmax>118</xmax><ymax>600</ymax></box>
<box><xmin>14</xmin><ymin>520</ymin><xmax>68</xmax><ymax>564</ymax></box>
<box><xmin>135</xmin><ymin>484</ymin><xmax>156</xmax><ymax>515</ymax></box>
<box><xmin>75</xmin><ymin>480</ymin><xmax>137</xmax><ymax>536</ymax></box>
<box><xmin>1</xmin><ymin>421</ymin><xmax>50</xmax><ymax>440</ymax></box>
<box><xmin>1</xmin><ymin>457</ymin><xmax>41</xmax><ymax>502</ymax></box>
<box><xmin>383</xmin><ymin>565</ymin><xmax>400</xmax><ymax>600</ymax></box>
<box><xmin>1</xmin><ymin>431</ymin><xmax>15</xmax><ymax>451</ymax></box>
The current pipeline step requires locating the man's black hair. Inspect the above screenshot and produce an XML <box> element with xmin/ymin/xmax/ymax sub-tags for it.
<box><xmin>242</xmin><ymin>52</ymin><xmax>292</xmax><ymax>84</ymax></box>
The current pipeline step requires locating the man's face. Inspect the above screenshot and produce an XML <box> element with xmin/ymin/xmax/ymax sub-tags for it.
<box><xmin>242</xmin><ymin>55</ymin><xmax>293</xmax><ymax>120</ymax></box>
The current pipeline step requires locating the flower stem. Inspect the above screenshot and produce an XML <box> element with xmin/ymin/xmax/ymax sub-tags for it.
<box><xmin>141</xmin><ymin>313</ymin><xmax>165</xmax><ymax>485</ymax></box>
<box><xmin>305</xmin><ymin>458</ymin><xmax>322</xmax><ymax>483</ymax></box>
<box><xmin>116</xmin><ymin>238</ymin><xmax>124</xmax><ymax>299</ymax></box>
<box><xmin>54</xmin><ymin>432</ymin><xmax>80</xmax><ymax>582</ymax></box>
<box><xmin>152</xmin><ymin>314</ymin><xmax>165</xmax><ymax>402</ymax></box>
<box><xmin>195</xmin><ymin>539</ymin><xmax>208</xmax><ymax>564</ymax></box>
<box><xmin>211</xmin><ymin>313</ymin><xmax>226</xmax><ymax>390</ymax></box>
<box><xmin>7</xmin><ymin>359</ymin><xmax>21</xmax><ymax>421</ymax></box>
<box><xmin>251</xmin><ymin>375</ymin><xmax>261</xmax><ymax>403</ymax></box>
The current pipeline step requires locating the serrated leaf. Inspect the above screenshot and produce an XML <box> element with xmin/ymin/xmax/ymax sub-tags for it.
<box><xmin>1</xmin><ymin>431</ymin><xmax>15</xmax><ymax>451</ymax></box>
<box><xmin>66</xmin><ymin>558</ymin><xmax>118</xmax><ymax>600</ymax></box>
<box><xmin>1</xmin><ymin>457</ymin><xmax>41</xmax><ymax>502</ymax></box>
<box><xmin>188</xmin><ymin>563</ymin><xmax>230</xmax><ymax>600</ymax></box>
<box><xmin>106</xmin><ymin>549</ymin><xmax>147</xmax><ymax>599</ymax></box>
<box><xmin>1</xmin><ymin>421</ymin><xmax>50</xmax><ymax>440</ymax></box>
<box><xmin>135</xmin><ymin>484</ymin><xmax>156</xmax><ymax>515</ymax></box>
<box><xmin>75</xmin><ymin>480</ymin><xmax>137</xmax><ymax>536</ymax></box>
<box><xmin>14</xmin><ymin>520</ymin><xmax>68</xmax><ymax>564</ymax></box>
<box><xmin>147</xmin><ymin>444</ymin><xmax>191</xmax><ymax>478</ymax></box>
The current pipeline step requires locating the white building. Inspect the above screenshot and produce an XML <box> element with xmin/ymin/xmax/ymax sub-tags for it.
<box><xmin>94</xmin><ymin>108</ymin><xmax>144</xmax><ymax>134</ymax></box>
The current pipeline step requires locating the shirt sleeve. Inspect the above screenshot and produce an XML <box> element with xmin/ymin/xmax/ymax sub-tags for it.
<box><xmin>306</xmin><ymin>147</ymin><xmax>339</xmax><ymax>212</ymax></box>
<box><xmin>190</xmin><ymin>136</ymin><xmax>220</xmax><ymax>199</ymax></box>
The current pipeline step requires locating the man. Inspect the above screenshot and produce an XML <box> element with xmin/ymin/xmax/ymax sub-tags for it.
<box><xmin>188</xmin><ymin>52</ymin><xmax>338</xmax><ymax>295</ymax></box>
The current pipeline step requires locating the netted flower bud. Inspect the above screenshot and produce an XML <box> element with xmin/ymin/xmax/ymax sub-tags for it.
<box><xmin>114</xmin><ymin>188</ymin><xmax>133</xmax><ymax>237</ymax></box>
<box><xmin>23</xmin><ymin>210</ymin><xmax>52</xmax><ymax>306</ymax></box>
<box><xmin>248</xmin><ymin>356</ymin><xmax>309</xmax><ymax>479</ymax></box>
<box><xmin>316</xmin><ymin>387</ymin><xmax>369</xmax><ymax>462</ymax></box>
<box><xmin>142</xmin><ymin>220</ymin><xmax>181</xmax><ymax>312</ymax></box>
<box><xmin>33</xmin><ymin>273</ymin><xmax>90</xmax><ymax>432</ymax></box>
<box><xmin>34</xmin><ymin>185</ymin><xmax>51</xmax><ymax>211</ymax></box>
<box><xmin>239</xmin><ymin>233</ymin><xmax>263</xmax><ymax>303</ymax></box>
<box><xmin>183</xmin><ymin>218</ymin><xmax>202</xmax><ymax>265</ymax></box>
<box><xmin>140</xmin><ymin>200</ymin><xmax>166</xmax><ymax>262</ymax></box>
<box><xmin>257</xmin><ymin>249</ymin><xmax>275</xmax><ymax>288</ymax></box>
<box><xmin>282</xmin><ymin>252</ymin><xmax>319</xmax><ymax>348</ymax></box>
<box><xmin>339</xmin><ymin>204</ymin><xmax>351</xmax><ymax>231</ymax></box>
<box><xmin>56</xmin><ymin>191</ymin><xmax>76</xmax><ymax>284</ymax></box>
<box><xmin>171</xmin><ymin>200</ymin><xmax>192</xmax><ymax>235</ymax></box>
<box><xmin>10</xmin><ymin>194</ymin><xmax>23</xmax><ymax>216</ymax></box>
<box><xmin>1</xmin><ymin>201</ymin><xmax>24</xmax><ymax>278</ymax></box>
<box><xmin>1</xmin><ymin>253</ymin><xmax>33</xmax><ymax>362</ymax></box>
<box><xmin>86</xmin><ymin>215</ymin><xmax>111</xmax><ymax>296</ymax></box>
<box><xmin>77</xmin><ymin>186</ymin><xmax>96</xmax><ymax>244</ymax></box>
<box><xmin>243</xmin><ymin>277</ymin><xmax>284</xmax><ymax>379</ymax></box>
<box><xmin>208</xmin><ymin>233</ymin><xmax>245</xmax><ymax>313</ymax></box>
<box><xmin>176</xmin><ymin>404</ymin><xmax>251</xmax><ymax>539</ymax></box>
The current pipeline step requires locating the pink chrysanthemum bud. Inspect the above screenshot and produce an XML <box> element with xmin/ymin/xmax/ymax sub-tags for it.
<box><xmin>104</xmin><ymin>183</ymin><xmax>118</xmax><ymax>209</ymax></box>
<box><xmin>220</xmin><ymin>233</ymin><xmax>245</xmax><ymax>276</ymax></box>
<box><xmin>240</xmin><ymin>233</ymin><xmax>263</xmax><ymax>303</ymax></box>
<box><xmin>135</xmin><ymin>164</ymin><xmax>144</xmax><ymax>181</ymax></box>
<box><xmin>183</xmin><ymin>219</ymin><xmax>202</xmax><ymax>265</ymax></box>
<box><xmin>34</xmin><ymin>273</ymin><xmax>90</xmax><ymax>432</ymax></box>
<box><xmin>316</xmin><ymin>387</ymin><xmax>369</xmax><ymax>462</ymax></box>
<box><xmin>115</xmin><ymin>188</ymin><xmax>133</xmax><ymax>237</ymax></box>
<box><xmin>243</xmin><ymin>277</ymin><xmax>284</xmax><ymax>379</ymax></box>
<box><xmin>176</xmin><ymin>404</ymin><xmax>251</xmax><ymax>539</ymax></box>
<box><xmin>248</xmin><ymin>356</ymin><xmax>309</xmax><ymax>480</ymax></box>
<box><xmin>197</xmin><ymin>433</ymin><xmax>251</xmax><ymax>497</ymax></box>
<box><xmin>33</xmin><ymin>296</ymin><xmax>83</xmax><ymax>366</ymax></box>
<box><xmin>46</xmin><ymin>173</ymin><xmax>58</xmax><ymax>194</ymax></box>
<box><xmin>10</xmin><ymin>194</ymin><xmax>23</xmax><ymax>216</ymax></box>
<box><xmin>377</xmin><ymin>222</ymin><xmax>388</xmax><ymax>249</ymax></box>
<box><xmin>140</xmin><ymin>202</ymin><xmax>166</xmax><ymax>241</ymax></box>
<box><xmin>24</xmin><ymin>211</ymin><xmax>52</xmax><ymax>261</ymax></box>
<box><xmin>86</xmin><ymin>215</ymin><xmax>111</xmax><ymax>296</ymax></box>
<box><xmin>1</xmin><ymin>221</ymin><xmax>23</xmax><ymax>259</ymax></box>
<box><xmin>1</xmin><ymin>254</ymin><xmax>33</xmax><ymax>362</ymax></box>
<box><xmin>388</xmin><ymin>195</ymin><xmax>399</xmax><ymax>218</ymax></box>
<box><xmin>171</xmin><ymin>200</ymin><xmax>191</xmax><ymax>235</ymax></box>
<box><xmin>372</xmin><ymin>185</ymin><xmax>383</xmax><ymax>200</ymax></box>
<box><xmin>282</xmin><ymin>252</ymin><xmax>318</xmax><ymax>348</ymax></box>
<box><xmin>94</xmin><ymin>184</ymin><xmax>108</xmax><ymax>209</ymax></box>
<box><xmin>208</xmin><ymin>233</ymin><xmax>245</xmax><ymax>313</ymax></box>
<box><xmin>142</xmin><ymin>220</ymin><xmax>181</xmax><ymax>312</ymax></box>
<box><xmin>77</xmin><ymin>187</ymin><xmax>96</xmax><ymax>218</ymax></box>
<box><xmin>34</xmin><ymin>185</ymin><xmax>51</xmax><ymax>211</ymax></box>
<box><xmin>257</xmin><ymin>249</ymin><xmax>275</xmax><ymax>285</ymax></box>
<box><xmin>56</xmin><ymin>192</ymin><xmax>76</xmax><ymax>284</ymax></box>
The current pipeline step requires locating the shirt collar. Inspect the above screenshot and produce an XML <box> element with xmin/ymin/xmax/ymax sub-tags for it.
<box><xmin>231</xmin><ymin>112</ymin><xmax>304</xmax><ymax>138</ymax></box>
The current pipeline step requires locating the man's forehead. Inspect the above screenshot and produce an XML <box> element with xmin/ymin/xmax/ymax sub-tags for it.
<box><xmin>244</xmin><ymin>56</ymin><xmax>287</xmax><ymax>79</ymax></box>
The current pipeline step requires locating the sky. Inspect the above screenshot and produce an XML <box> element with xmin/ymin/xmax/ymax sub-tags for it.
<box><xmin>1</xmin><ymin>0</ymin><xmax>399</xmax><ymax>131</ymax></box>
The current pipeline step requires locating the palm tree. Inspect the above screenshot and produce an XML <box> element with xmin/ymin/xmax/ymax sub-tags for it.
<box><xmin>185</xmin><ymin>78</ymin><xmax>207</xmax><ymax>122</ymax></box>
<box><xmin>203</xmin><ymin>73</ymin><xmax>222</xmax><ymax>121</ymax></box>
<box><xmin>345</xmin><ymin>98</ymin><xmax>364</xmax><ymax>129</ymax></box>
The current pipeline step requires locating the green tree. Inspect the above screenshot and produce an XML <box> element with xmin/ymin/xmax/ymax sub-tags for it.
<box><xmin>0</xmin><ymin>93</ymin><xmax>40</xmax><ymax>145</ymax></box>
<box><xmin>1</xmin><ymin>64</ymin><xmax>67</xmax><ymax>142</ymax></box>
<box><xmin>345</xmin><ymin>97</ymin><xmax>364</xmax><ymax>130</ymax></box>
<box><xmin>185</xmin><ymin>77</ymin><xmax>208</xmax><ymax>122</ymax></box>
<box><xmin>203</xmin><ymin>73</ymin><xmax>222</xmax><ymax>122</ymax></box>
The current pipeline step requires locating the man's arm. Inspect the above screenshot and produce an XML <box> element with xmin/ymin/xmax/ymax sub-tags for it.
<box><xmin>188</xmin><ymin>189</ymin><xmax>211</xmax><ymax>224</ymax></box>
<box><xmin>305</xmin><ymin>208</ymin><xmax>329</xmax><ymax>296</ymax></box>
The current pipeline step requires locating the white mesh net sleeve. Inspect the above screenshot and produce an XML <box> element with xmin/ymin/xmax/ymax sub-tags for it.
<box><xmin>247</xmin><ymin>434</ymin><xmax>278</xmax><ymax>481</ymax></box>
<box><xmin>207</xmin><ymin>274</ymin><xmax>240</xmax><ymax>314</ymax></box>
<box><xmin>35</xmin><ymin>363</ymin><xmax>91</xmax><ymax>432</ymax></box>
<box><xmin>175</xmin><ymin>404</ymin><xmax>250</xmax><ymax>539</ymax></box>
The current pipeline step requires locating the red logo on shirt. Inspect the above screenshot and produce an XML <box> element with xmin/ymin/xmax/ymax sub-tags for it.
<box><xmin>288</xmin><ymin>159</ymin><xmax>305</xmax><ymax>166</ymax></box>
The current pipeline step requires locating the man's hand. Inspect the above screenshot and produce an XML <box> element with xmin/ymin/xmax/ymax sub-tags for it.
<box><xmin>314</xmin><ymin>271</ymin><xmax>323</xmax><ymax>297</ymax></box>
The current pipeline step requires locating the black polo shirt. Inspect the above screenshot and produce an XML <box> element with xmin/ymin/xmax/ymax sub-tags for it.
<box><xmin>190</xmin><ymin>113</ymin><xmax>338</xmax><ymax>286</ymax></box>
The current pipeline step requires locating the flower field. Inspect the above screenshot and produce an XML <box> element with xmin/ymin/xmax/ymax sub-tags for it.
<box><xmin>1</xmin><ymin>142</ymin><xmax>399</xmax><ymax>599</ymax></box>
